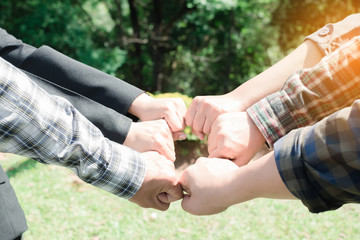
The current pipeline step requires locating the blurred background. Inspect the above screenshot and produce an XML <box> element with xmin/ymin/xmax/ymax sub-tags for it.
<box><xmin>1</xmin><ymin>1</ymin><xmax>360</xmax><ymax>239</ymax></box>
<box><xmin>1</xmin><ymin>0</ymin><xmax>359</xmax><ymax>96</ymax></box>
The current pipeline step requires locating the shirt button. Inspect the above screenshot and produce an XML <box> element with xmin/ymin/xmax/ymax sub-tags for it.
<box><xmin>318</xmin><ymin>26</ymin><xmax>330</xmax><ymax>37</ymax></box>
<box><xmin>65</xmin><ymin>106</ymin><xmax>72</xmax><ymax>116</ymax></box>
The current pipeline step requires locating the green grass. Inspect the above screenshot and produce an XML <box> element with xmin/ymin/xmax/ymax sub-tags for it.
<box><xmin>1</xmin><ymin>154</ymin><xmax>360</xmax><ymax>240</ymax></box>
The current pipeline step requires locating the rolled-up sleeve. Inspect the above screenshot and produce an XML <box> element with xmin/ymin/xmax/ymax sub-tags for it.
<box><xmin>305</xmin><ymin>13</ymin><xmax>360</xmax><ymax>55</ymax></box>
<box><xmin>274</xmin><ymin>100</ymin><xmax>360</xmax><ymax>213</ymax></box>
<box><xmin>248</xmin><ymin>36</ymin><xmax>360</xmax><ymax>147</ymax></box>
<box><xmin>0</xmin><ymin>57</ymin><xmax>146</xmax><ymax>199</ymax></box>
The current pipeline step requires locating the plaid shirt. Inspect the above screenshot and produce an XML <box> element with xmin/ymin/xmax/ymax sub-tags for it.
<box><xmin>0</xmin><ymin>57</ymin><xmax>145</xmax><ymax>199</ymax></box>
<box><xmin>275</xmin><ymin>101</ymin><xmax>360</xmax><ymax>213</ymax></box>
<box><xmin>248</xmin><ymin>37</ymin><xmax>360</xmax><ymax>212</ymax></box>
<box><xmin>248</xmin><ymin>36</ymin><xmax>360</xmax><ymax>147</ymax></box>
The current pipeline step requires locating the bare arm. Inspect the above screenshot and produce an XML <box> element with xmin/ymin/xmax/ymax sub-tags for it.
<box><xmin>180</xmin><ymin>152</ymin><xmax>294</xmax><ymax>216</ymax></box>
<box><xmin>228</xmin><ymin>40</ymin><xmax>323</xmax><ymax>110</ymax></box>
<box><xmin>185</xmin><ymin>40</ymin><xmax>323</xmax><ymax>139</ymax></box>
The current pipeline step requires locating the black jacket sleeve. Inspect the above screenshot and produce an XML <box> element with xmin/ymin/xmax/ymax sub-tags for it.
<box><xmin>0</xmin><ymin>28</ymin><xmax>143</xmax><ymax>144</ymax></box>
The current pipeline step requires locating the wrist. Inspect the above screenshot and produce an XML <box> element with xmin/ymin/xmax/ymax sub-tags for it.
<box><xmin>128</xmin><ymin>93</ymin><xmax>151</xmax><ymax>119</ymax></box>
<box><xmin>223</xmin><ymin>91</ymin><xmax>247</xmax><ymax>112</ymax></box>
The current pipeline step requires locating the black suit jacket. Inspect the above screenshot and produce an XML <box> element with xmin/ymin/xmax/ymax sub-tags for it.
<box><xmin>0</xmin><ymin>28</ymin><xmax>144</xmax><ymax>144</ymax></box>
<box><xmin>0</xmin><ymin>28</ymin><xmax>145</xmax><ymax>239</ymax></box>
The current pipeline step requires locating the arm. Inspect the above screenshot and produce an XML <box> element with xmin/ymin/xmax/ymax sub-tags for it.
<box><xmin>0</xmin><ymin>28</ymin><xmax>187</xmax><ymax>156</ymax></box>
<box><xmin>209</xmin><ymin>35</ymin><xmax>360</xmax><ymax>165</ymax></box>
<box><xmin>0</xmin><ymin>28</ymin><xmax>138</xmax><ymax>144</ymax></box>
<box><xmin>185</xmin><ymin>40</ymin><xmax>323</xmax><ymax>140</ymax></box>
<box><xmin>274</xmin><ymin>100</ymin><xmax>360</xmax><ymax>213</ymax></box>
<box><xmin>180</xmin><ymin>99</ymin><xmax>360</xmax><ymax>216</ymax></box>
<box><xmin>185</xmin><ymin>13</ymin><xmax>360</xmax><ymax>139</ymax></box>
<box><xmin>0</xmin><ymin>28</ymin><xmax>144</xmax><ymax>116</ymax></box>
<box><xmin>180</xmin><ymin>153</ymin><xmax>294</xmax><ymax>216</ymax></box>
<box><xmin>0</xmin><ymin>58</ymin><xmax>182</xmax><ymax>210</ymax></box>
<box><xmin>248</xmin><ymin>35</ymin><xmax>360</xmax><ymax>147</ymax></box>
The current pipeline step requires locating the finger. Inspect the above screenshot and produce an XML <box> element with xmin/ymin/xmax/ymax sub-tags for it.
<box><xmin>175</xmin><ymin>99</ymin><xmax>187</xmax><ymax>130</ymax></box>
<box><xmin>208</xmin><ymin>148</ymin><xmax>232</xmax><ymax>160</ymax></box>
<box><xmin>232</xmin><ymin>157</ymin><xmax>250</xmax><ymax>167</ymax></box>
<box><xmin>154</xmin><ymin>199</ymin><xmax>170</xmax><ymax>211</ymax></box>
<box><xmin>203</xmin><ymin>119</ymin><xmax>212</xmax><ymax>136</ymax></box>
<box><xmin>166</xmin><ymin>184</ymin><xmax>184</xmax><ymax>202</ymax></box>
<box><xmin>157</xmin><ymin>192</ymin><xmax>170</xmax><ymax>204</ymax></box>
<box><xmin>157</xmin><ymin>123</ymin><xmax>176</xmax><ymax>161</ymax></box>
<box><xmin>152</xmin><ymin>134</ymin><xmax>175</xmax><ymax>161</ymax></box>
<box><xmin>160</xmin><ymin>145</ymin><xmax>176</xmax><ymax>162</ymax></box>
<box><xmin>176</xmin><ymin>110</ymin><xmax>186</xmax><ymax>131</ymax></box>
<box><xmin>207</xmin><ymin>131</ymin><xmax>217</xmax><ymax>153</ymax></box>
<box><xmin>192</xmin><ymin>111</ymin><xmax>206</xmax><ymax>139</ymax></box>
<box><xmin>181</xmin><ymin>194</ymin><xmax>192</xmax><ymax>212</ymax></box>
<box><xmin>185</xmin><ymin>99</ymin><xmax>197</xmax><ymax>127</ymax></box>
<box><xmin>203</xmin><ymin>113</ymin><xmax>218</xmax><ymax>135</ymax></box>
<box><xmin>164</xmin><ymin>112</ymin><xmax>183</xmax><ymax>132</ymax></box>
<box><xmin>173</xmin><ymin>131</ymin><xmax>187</xmax><ymax>141</ymax></box>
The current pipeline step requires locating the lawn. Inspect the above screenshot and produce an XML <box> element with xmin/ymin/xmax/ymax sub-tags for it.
<box><xmin>1</xmin><ymin>153</ymin><xmax>360</xmax><ymax>240</ymax></box>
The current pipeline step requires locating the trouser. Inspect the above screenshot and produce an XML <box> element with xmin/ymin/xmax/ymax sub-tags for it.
<box><xmin>0</xmin><ymin>165</ymin><xmax>27</xmax><ymax>240</ymax></box>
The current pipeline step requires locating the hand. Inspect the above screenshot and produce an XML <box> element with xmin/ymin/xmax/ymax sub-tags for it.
<box><xmin>128</xmin><ymin>93</ymin><xmax>187</xmax><ymax>140</ymax></box>
<box><xmin>180</xmin><ymin>157</ymin><xmax>239</xmax><ymax>215</ymax></box>
<box><xmin>185</xmin><ymin>94</ymin><xmax>243</xmax><ymax>140</ymax></box>
<box><xmin>129</xmin><ymin>151</ymin><xmax>183</xmax><ymax>211</ymax></box>
<box><xmin>180</xmin><ymin>153</ymin><xmax>295</xmax><ymax>215</ymax></box>
<box><xmin>208</xmin><ymin>112</ymin><xmax>265</xmax><ymax>166</ymax></box>
<box><xmin>124</xmin><ymin>119</ymin><xmax>176</xmax><ymax>161</ymax></box>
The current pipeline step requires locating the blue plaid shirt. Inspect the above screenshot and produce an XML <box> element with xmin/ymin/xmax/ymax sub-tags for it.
<box><xmin>0</xmin><ymin>57</ymin><xmax>146</xmax><ymax>199</ymax></box>
<box><xmin>275</xmin><ymin>101</ymin><xmax>360</xmax><ymax>213</ymax></box>
<box><xmin>263</xmin><ymin>37</ymin><xmax>360</xmax><ymax>213</ymax></box>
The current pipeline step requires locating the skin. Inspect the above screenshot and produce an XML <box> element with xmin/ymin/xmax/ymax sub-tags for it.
<box><xmin>129</xmin><ymin>151</ymin><xmax>183</xmax><ymax>211</ymax></box>
<box><xmin>124</xmin><ymin>119</ymin><xmax>177</xmax><ymax>161</ymax></box>
<box><xmin>125</xmin><ymin>93</ymin><xmax>187</xmax><ymax>160</ymax></box>
<box><xmin>180</xmin><ymin>153</ymin><xmax>295</xmax><ymax>215</ymax></box>
<box><xmin>208</xmin><ymin>111</ymin><xmax>265</xmax><ymax>166</ymax></box>
<box><xmin>185</xmin><ymin>40</ymin><xmax>323</xmax><ymax>155</ymax></box>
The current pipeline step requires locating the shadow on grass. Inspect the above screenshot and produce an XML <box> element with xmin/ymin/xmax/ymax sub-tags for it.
<box><xmin>5</xmin><ymin>159</ymin><xmax>38</xmax><ymax>179</ymax></box>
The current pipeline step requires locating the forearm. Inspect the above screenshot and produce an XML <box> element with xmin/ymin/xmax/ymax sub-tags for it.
<box><xmin>233</xmin><ymin>13</ymin><xmax>360</xmax><ymax>111</ymax></box>
<box><xmin>248</xmin><ymin>36</ymin><xmax>360</xmax><ymax>147</ymax></box>
<box><xmin>0</xmin><ymin>28</ymin><xmax>36</xmax><ymax>66</ymax></box>
<box><xmin>0</xmin><ymin>58</ymin><xmax>146</xmax><ymax>199</ymax></box>
<box><xmin>0</xmin><ymin>28</ymin><xmax>144</xmax><ymax>115</ymax></box>
<box><xmin>229</xmin><ymin>40</ymin><xmax>323</xmax><ymax>111</ymax></box>
<box><xmin>274</xmin><ymin>100</ymin><xmax>360</xmax><ymax>213</ymax></box>
<box><xmin>228</xmin><ymin>152</ymin><xmax>295</xmax><ymax>206</ymax></box>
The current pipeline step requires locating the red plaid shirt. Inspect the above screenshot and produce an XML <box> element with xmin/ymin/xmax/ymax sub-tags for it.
<box><xmin>248</xmin><ymin>36</ymin><xmax>360</xmax><ymax>147</ymax></box>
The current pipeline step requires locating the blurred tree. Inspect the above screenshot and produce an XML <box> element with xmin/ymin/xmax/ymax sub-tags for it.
<box><xmin>0</xmin><ymin>0</ymin><xmax>126</xmax><ymax>75</ymax></box>
<box><xmin>2</xmin><ymin>0</ymin><xmax>357</xmax><ymax>96</ymax></box>
<box><xmin>166</xmin><ymin>0</ymin><xmax>279</xmax><ymax>95</ymax></box>
<box><xmin>271</xmin><ymin>0</ymin><xmax>360</xmax><ymax>52</ymax></box>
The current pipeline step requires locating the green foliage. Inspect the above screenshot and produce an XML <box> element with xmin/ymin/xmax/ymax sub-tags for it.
<box><xmin>272</xmin><ymin>0</ymin><xmax>360</xmax><ymax>51</ymax></box>
<box><xmin>1</xmin><ymin>0</ymin><xmax>359</xmax><ymax>95</ymax></box>
<box><xmin>0</xmin><ymin>0</ymin><xmax>125</xmax><ymax>76</ymax></box>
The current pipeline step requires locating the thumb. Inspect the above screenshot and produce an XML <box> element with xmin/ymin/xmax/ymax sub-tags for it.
<box><xmin>181</xmin><ymin>194</ymin><xmax>192</xmax><ymax>213</ymax></box>
<box><xmin>208</xmin><ymin>148</ymin><xmax>223</xmax><ymax>159</ymax></box>
<box><xmin>164</xmin><ymin>183</ymin><xmax>184</xmax><ymax>203</ymax></box>
<box><xmin>173</xmin><ymin>131</ymin><xmax>187</xmax><ymax>141</ymax></box>
<box><xmin>209</xmin><ymin>148</ymin><xmax>235</xmax><ymax>160</ymax></box>
<box><xmin>157</xmin><ymin>192</ymin><xmax>170</xmax><ymax>204</ymax></box>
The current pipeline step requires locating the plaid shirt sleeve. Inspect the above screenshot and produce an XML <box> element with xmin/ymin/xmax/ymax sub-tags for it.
<box><xmin>274</xmin><ymin>100</ymin><xmax>360</xmax><ymax>213</ymax></box>
<box><xmin>247</xmin><ymin>36</ymin><xmax>360</xmax><ymax>147</ymax></box>
<box><xmin>0</xmin><ymin>57</ymin><xmax>146</xmax><ymax>199</ymax></box>
<box><xmin>305</xmin><ymin>13</ymin><xmax>360</xmax><ymax>56</ymax></box>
